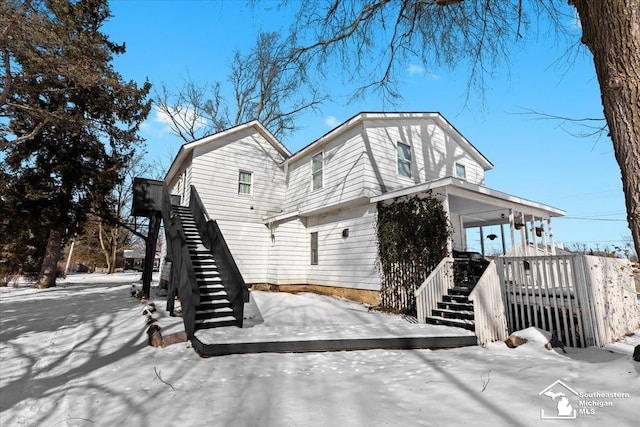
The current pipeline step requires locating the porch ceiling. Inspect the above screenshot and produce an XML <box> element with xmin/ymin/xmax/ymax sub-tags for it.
<box><xmin>370</xmin><ymin>177</ymin><xmax>565</xmax><ymax>228</ymax></box>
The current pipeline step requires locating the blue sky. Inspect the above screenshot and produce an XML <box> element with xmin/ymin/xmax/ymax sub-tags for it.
<box><xmin>103</xmin><ymin>0</ymin><xmax>632</xmax><ymax>255</ymax></box>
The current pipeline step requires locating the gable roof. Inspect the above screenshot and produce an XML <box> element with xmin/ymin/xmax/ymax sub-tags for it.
<box><xmin>165</xmin><ymin>120</ymin><xmax>291</xmax><ymax>184</ymax></box>
<box><xmin>288</xmin><ymin>112</ymin><xmax>494</xmax><ymax>170</ymax></box>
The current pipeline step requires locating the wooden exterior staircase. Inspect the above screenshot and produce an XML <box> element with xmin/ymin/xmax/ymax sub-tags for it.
<box><xmin>160</xmin><ymin>184</ymin><xmax>248</xmax><ymax>341</ymax></box>
<box><xmin>421</xmin><ymin>252</ymin><xmax>490</xmax><ymax>332</ymax></box>
<box><xmin>172</xmin><ymin>205</ymin><xmax>240</xmax><ymax>330</ymax></box>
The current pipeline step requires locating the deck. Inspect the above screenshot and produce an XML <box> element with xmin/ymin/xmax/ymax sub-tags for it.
<box><xmin>186</xmin><ymin>290</ymin><xmax>477</xmax><ymax>357</ymax></box>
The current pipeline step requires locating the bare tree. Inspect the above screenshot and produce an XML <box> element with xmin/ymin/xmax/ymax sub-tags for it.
<box><xmin>272</xmin><ymin>0</ymin><xmax>640</xmax><ymax>261</ymax></box>
<box><xmin>155</xmin><ymin>31</ymin><xmax>325</xmax><ymax>143</ymax></box>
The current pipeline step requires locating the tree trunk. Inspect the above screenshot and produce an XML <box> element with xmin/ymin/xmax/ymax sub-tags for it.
<box><xmin>98</xmin><ymin>222</ymin><xmax>112</xmax><ymax>274</ymax></box>
<box><xmin>35</xmin><ymin>227</ymin><xmax>64</xmax><ymax>288</ymax></box>
<box><xmin>109</xmin><ymin>227</ymin><xmax>118</xmax><ymax>274</ymax></box>
<box><xmin>572</xmin><ymin>0</ymin><xmax>640</xmax><ymax>258</ymax></box>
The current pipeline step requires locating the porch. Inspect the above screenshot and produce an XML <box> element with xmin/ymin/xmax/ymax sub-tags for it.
<box><xmin>373</xmin><ymin>178</ymin><xmax>638</xmax><ymax>348</ymax></box>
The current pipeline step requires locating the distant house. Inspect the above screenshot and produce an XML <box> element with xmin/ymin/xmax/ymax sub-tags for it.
<box><xmin>163</xmin><ymin>112</ymin><xmax>564</xmax><ymax>305</ymax></box>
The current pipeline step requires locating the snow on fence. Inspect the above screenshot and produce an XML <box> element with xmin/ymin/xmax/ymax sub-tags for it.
<box><xmin>496</xmin><ymin>254</ymin><xmax>638</xmax><ymax>347</ymax></box>
<box><xmin>468</xmin><ymin>261</ymin><xmax>509</xmax><ymax>344</ymax></box>
<box><xmin>415</xmin><ymin>257</ymin><xmax>454</xmax><ymax>325</ymax></box>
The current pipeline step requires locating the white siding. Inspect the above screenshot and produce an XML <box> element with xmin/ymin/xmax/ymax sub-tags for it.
<box><xmin>362</xmin><ymin>118</ymin><xmax>486</xmax><ymax>196</ymax></box>
<box><xmin>304</xmin><ymin>205</ymin><xmax>379</xmax><ymax>290</ymax></box>
<box><xmin>285</xmin><ymin>126</ymin><xmax>366</xmax><ymax>213</ymax></box>
<box><xmin>189</xmin><ymin>127</ymin><xmax>287</xmax><ymax>284</ymax></box>
<box><xmin>267</xmin><ymin>218</ymin><xmax>308</xmax><ymax>284</ymax></box>
<box><xmin>167</xmin><ymin>155</ymin><xmax>193</xmax><ymax>205</ymax></box>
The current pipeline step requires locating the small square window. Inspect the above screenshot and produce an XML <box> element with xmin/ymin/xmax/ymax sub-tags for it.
<box><xmin>455</xmin><ymin>163</ymin><xmax>466</xmax><ymax>180</ymax></box>
<box><xmin>397</xmin><ymin>142</ymin><xmax>412</xmax><ymax>178</ymax></box>
<box><xmin>311</xmin><ymin>152</ymin><xmax>323</xmax><ymax>190</ymax></box>
<box><xmin>238</xmin><ymin>170</ymin><xmax>252</xmax><ymax>195</ymax></box>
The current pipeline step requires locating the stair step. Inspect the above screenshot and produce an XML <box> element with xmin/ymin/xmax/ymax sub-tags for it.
<box><xmin>425</xmin><ymin>316</ymin><xmax>475</xmax><ymax>331</ymax></box>
<box><xmin>199</xmin><ymin>298</ymin><xmax>231</xmax><ymax>306</ymax></box>
<box><xmin>448</xmin><ymin>287</ymin><xmax>473</xmax><ymax>296</ymax></box>
<box><xmin>200</xmin><ymin>290</ymin><xmax>229</xmax><ymax>300</ymax></box>
<box><xmin>432</xmin><ymin>308</ymin><xmax>474</xmax><ymax>320</ymax></box>
<box><xmin>196</xmin><ymin>306</ymin><xmax>233</xmax><ymax>317</ymax></box>
<box><xmin>437</xmin><ymin>301</ymin><xmax>473</xmax><ymax>311</ymax></box>
<box><xmin>199</xmin><ymin>283</ymin><xmax>225</xmax><ymax>292</ymax></box>
<box><xmin>195</xmin><ymin>316</ymin><xmax>238</xmax><ymax>329</ymax></box>
<box><xmin>442</xmin><ymin>294</ymin><xmax>470</xmax><ymax>303</ymax></box>
<box><xmin>195</xmin><ymin>269</ymin><xmax>220</xmax><ymax>277</ymax></box>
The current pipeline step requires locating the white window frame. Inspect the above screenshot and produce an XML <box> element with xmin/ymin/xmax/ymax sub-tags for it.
<box><xmin>396</xmin><ymin>141</ymin><xmax>412</xmax><ymax>178</ymax></box>
<box><xmin>311</xmin><ymin>152</ymin><xmax>324</xmax><ymax>190</ymax></box>
<box><xmin>455</xmin><ymin>163</ymin><xmax>466</xmax><ymax>180</ymax></box>
<box><xmin>238</xmin><ymin>170</ymin><xmax>253</xmax><ymax>195</ymax></box>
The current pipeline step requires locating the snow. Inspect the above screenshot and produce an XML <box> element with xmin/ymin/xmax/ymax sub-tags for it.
<box><xmin>1</xmin><ymin>273</ymin><xmax>639</xmax><ymax>427</ymax></box>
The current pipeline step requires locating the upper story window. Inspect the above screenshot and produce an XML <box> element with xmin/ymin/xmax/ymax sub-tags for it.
<box><xmin>238</xmin><ymin>170</ymin><xmax>253</xmax><ymax>195</ymax></box>
<box><xmin>311</xmin><ymin>152</ymin><xmax>323</xmax><ymax>190</ymax></box>
<box><xmin>397</xmin><ymin>141</ymin><xmax>412</xmax><ymax>178</ymax></box>
<box><xmin>455</xmin><ymin>163</ymin><xmax>466</xmax><ymax>180</ymax></box>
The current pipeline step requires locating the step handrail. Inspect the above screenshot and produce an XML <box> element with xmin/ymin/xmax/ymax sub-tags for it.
<box><xmin>415</xmin><ymin>257</ymin><xmax>455</xmax><ymax>323</ymax></box>
<box><xmin>161</xmin><ymin>184</ymin><xmax>200</xmax><ymax>339</ymax></box>
<box><xmin>189</xmin><ymin>185</ymin><xmax>248</xmax><ymax>327</ymax></box>
<box><xmin>468</xmin><ymin>261</ymin><xmax>508</xmax><ymax>344</ymax></box>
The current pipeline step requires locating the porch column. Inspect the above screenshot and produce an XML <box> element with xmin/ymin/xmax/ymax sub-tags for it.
<box><xmin>479</xmin><ymin>226</ymin><xmax>485</xmax><ymax>256</ymax></box>
<box><xmin>509</xmin><ymin>209</ymin><xmax>516</xmax><ymax>254</ymax></box>
<box><xmin>520</xmin><ymin>212</ymin><xmax>528</xmax><ymax>256</ymax></box>
<box><xmin>546</xmin><ymin>218</ymin><xmax>557</xmax><ymax>255</ymax></box>
<box><xmin>500</xmin><ymin>223</ymin><xmax>507</xmax><ymax>255</ymax></box>
<box><xmin>441</xmin><ymin>191</ymin><xmax>453</xmax><ymax>255</ymax></box>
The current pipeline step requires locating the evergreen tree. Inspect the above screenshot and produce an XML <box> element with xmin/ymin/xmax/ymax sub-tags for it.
<box><xmin>0</xmin><ymin>0</ymin><xmax>151</xmax><ymax>287</ymax></box>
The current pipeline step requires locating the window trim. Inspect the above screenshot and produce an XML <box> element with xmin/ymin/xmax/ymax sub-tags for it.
<box><xmin>310</xmin><ymin>232</ymin><xmax>319</xmax><ymax>265</ymax></box>
<box><xmin>455</xmin><ymin>163</ymin><xmax>467</xmax><ymax>180</ymax></box>
<box><xmin>238</xmin><ymin>170</ymin><xmax>253</xmax><ymax>195</ymax></box>
<box><xmin>396</xmin><ymin>141</ymin><xmax>412</xmax><ymax>178</ymax></box>
<box><xmin>311</xmin><ymin>152</ymin><xmax>324</xmax><ymax>191</ymax></box>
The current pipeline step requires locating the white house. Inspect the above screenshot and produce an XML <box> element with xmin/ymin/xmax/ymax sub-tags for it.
<box><xmin>164</xmin><ymin>112</ymin><xmax>566</xmax><ymax>306</ymax></box>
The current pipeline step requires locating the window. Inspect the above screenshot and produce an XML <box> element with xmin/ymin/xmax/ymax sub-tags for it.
<box><xmin>397</xmin><ymin>142</ymin><xmax>412</xmax><ymax>178</ymax></box>
<box><xmin>310</xmin><ymin>232</ymin><xmax>318</xmax><ymax>265</ymax></box>
<box><xmin>238</xmin><ymin>170</ymin><xmax>252</xmax><ymax>195</ymax></box>
<box><xmin>311</xmin><ymin>152</ymin><xmax>323</xmax><ymax>190</ymax></box>
<box><xmin>455</xmin><ymin>163</ymin><xmax>466</xmax><ymax>180</ymax></box>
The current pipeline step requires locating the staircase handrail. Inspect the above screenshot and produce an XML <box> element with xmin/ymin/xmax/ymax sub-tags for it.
<box><xmin>415</xmin><ymin>257</ymin><xmax>455</xmax><ymax>323</ymax></box>
<box><xmin>189</xmin><ymin>185</ymin><xmax>249</xmax><ymax>327</ymax></box>
<box><xmin>161</xmin><ymin>184</ymin><xmax>200</xmax><ymax>339</ymax></box>
<box><xmin>170</xmin><ymin>215</ymin><xmax>200</xmax><ymax>338</ymax></box>
<box><xmin>468</xmin><ymin>261</ymin><xmax>508</xmax><ymax>344</ymax></box>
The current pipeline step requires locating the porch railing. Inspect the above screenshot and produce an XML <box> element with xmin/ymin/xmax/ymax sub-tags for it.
<box><xmin>415</xmin><ymin>257</ymin><xmax>454</xmax><ymax>323</ymax></box>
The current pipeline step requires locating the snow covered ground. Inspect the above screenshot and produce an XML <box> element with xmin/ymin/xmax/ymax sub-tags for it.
<box><xmin>1</xmin><ymin>272</ymin><xmax>639</xmax><ymax>427</ymax></box>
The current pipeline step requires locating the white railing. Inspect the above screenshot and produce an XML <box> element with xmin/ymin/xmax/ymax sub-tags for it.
<box><xmin>415</xmin><ymin>257</ymin><xmax>454</xmax><ymax>323</ymax></box>
<box><xmin>468</xmin><ymin>261</ymin><xmax>508</xmax><ymax>344</ymax></box>
<box><xmin>496</xmin><ymin>254</ymin><xmax>638</xmax><ymax>347</ymax></box>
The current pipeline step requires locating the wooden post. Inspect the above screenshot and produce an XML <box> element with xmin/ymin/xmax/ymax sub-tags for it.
<box><xmin>142</xmin><ymin>214</ymin><xmax>161</xmax><ymax>298</ymax></box>
<box><xmin>479</xmin><ymin>226</ymin><xmax>485</xmax><ymax>256</ymax></box>
<box><xmin>500</xmin><ymin>223</ymin><xmax>507</xmax><ymax>255</ymax></box>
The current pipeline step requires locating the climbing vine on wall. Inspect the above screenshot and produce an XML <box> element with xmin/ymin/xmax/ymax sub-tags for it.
<box><xmin>377</xmin><ymin>193</ymin><xmax>451</xmax><ymax>314</ymax></box>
